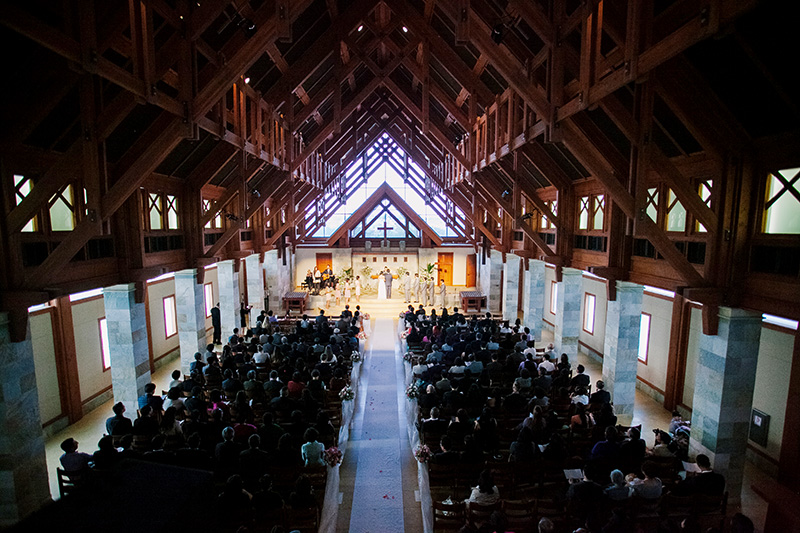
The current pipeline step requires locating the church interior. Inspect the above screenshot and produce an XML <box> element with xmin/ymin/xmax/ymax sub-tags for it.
<box><xmin>1</xmin><ymin>0</ymin><xmax>799</xmax><ymax>531</ymax></box>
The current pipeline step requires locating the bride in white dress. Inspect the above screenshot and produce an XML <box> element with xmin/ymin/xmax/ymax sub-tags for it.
<box><xmin>377</xmin><ymin>275</ymin><xmax>387</xmax><ymax>300</ymax></box>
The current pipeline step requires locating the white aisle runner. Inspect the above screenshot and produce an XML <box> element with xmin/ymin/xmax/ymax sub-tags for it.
<box><xmin>339</xmin><ymin>317</ymin><xmax>421</xmax><ymax>532</ymax></box>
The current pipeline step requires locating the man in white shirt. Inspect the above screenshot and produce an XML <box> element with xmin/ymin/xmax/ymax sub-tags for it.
<box><xmin>253</xmin><ymin>345</ymin><xmax>270</xmax><ymax>364</ymax></box>
<box><xmin>539</xmin><ymin>355</ymin><xmax>556</xmax><ymax>373</ymax></box>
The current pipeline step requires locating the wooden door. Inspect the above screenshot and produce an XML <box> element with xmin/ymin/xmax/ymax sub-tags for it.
<box><xmin>437</xmin><ymin>252</ymin><xmax>453</xmax><ymax>286</ymax></box>
<box><xmin>466</xmin><ymin>254</ymin><xmax>476</xmax><ymax>287</ymax></box>
<box><xmin>316</xmin><ymin>253</ymin><xmax>332</xmax><ymax>273</ymax></box>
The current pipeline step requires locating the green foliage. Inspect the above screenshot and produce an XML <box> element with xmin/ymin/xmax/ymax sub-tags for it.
<box><xmin>396</xmin><ymin>266</ymin><xmax>408</xmax><ymax>277</ymax></box>
<box><xmin>360</xmin><ymin>265</ymin><xmax>373</xmax><ymax>278</ymax></box>
<box><xmin>339</xmin><ymin>266</ymin><xmax>353</xmax><ymax>280</ymax></box>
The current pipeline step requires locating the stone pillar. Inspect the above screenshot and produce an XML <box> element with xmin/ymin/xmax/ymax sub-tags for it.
<box><xmin>602</xmin><ymin>282</ymin><xmax>644</xmax><ymax>425</ymax></box>
<box><xmin>554</xmin><ymin>267</ymin><xmax>582</xmax><ymax>364</ymax></box>
<box><xmin>244</xmin><ymin>254</ymin><xmax>264</xmax><ymax>314</ymax></box>
<box><xmin>217</xmin><ymin>260</ymin><xmax>239</xmax><ymax>337</ymax></box>
<box><xmin>523</xmin><ymin>260</ymin><xmax>546</xmax><ymax>341</ymax></box>
<box><xmin>263</xmin><ymin>250</ymin><xmax>282</xmax><ymax>314</ymax></box>
<box><xmin>690</xmin><ymin>307</ymin><xmax>761</xmax><ymax>505</ymax></box>
<box><xmin>103</xmin><ymin>284</ymin><xmax>152</xmax><ymax>420</ymax></box>
<box><xmin>174</xmin><ymin>269</ymin><xmax>207</xmax><ymax>375</ymax></box>
<box><xmin>479</xmin><ymin>249</ymin><xmax>503</xmax><ymax>315</ymax></box>
<box><xmin>0</xmin><ymin>313</ymin><xmax>51</xmax><ymax>525</ymax></box>
<box><xmin>503</xmin><ymin>253</ymin><xmax>521</xmax><ymax>322</ymax></box>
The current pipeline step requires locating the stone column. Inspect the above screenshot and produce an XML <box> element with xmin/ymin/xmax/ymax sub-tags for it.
<box><xmin>690</xmin><ymin>307</ymin><xmax>761</xmax><ymax>505</ymax></box>
<box><xmin>217</xmin><ymin>259</ymin><xmax>240</xmax><ymax>337</ymax></box>
<box><xmin>263</xmin><ymin>250</ymin><xmax>281</xmax><ymax>314</ymax></box>
<box><xmin>174</xmin><ymin>269</ymin><xmax>207</xmax><ymax>375</ymax></box>
<box><xmin>244</xmin><ymin>254</ymin><xmax>264</xmax><ymax>314</ymax></box>
<box><xmin>0</xmin><ymin>314</ymin><xmax>51</xmax><ymax>525</ymax></box>
<box><xmin>479</xmin><ymin>249</ymin><xmax>503</xmax><ymax>315</ymax></box>
<box><xmin>523</xmin><ymin>260</ymin><xmax>546</xmax><ymax>341</ymax></box>
<box><xmin>602</xmin><ymin>282</ymin><xmax>644</xmax><ymax>425</ymax></box>
<box><xmin>503</xmin><ymin>253</ymin><xmax>521</xmax><ymax>322</ymax></box>
<box><xmin>554</xmin><ymin>267</ymin><xmax>582</xmax><ymax>364</ymax></box>
<box><xmin>103</xmin><ymin>284</ymin><xmax>152</xmax><ymax>420</ymax></box>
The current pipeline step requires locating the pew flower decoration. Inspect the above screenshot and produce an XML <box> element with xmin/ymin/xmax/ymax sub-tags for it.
<box><xmin>403</xmin><ymin>352</ymin><xmax>414</xmax><ymax>363</ymax></box>
<box><xmin>357</xmin><ymin>331</ymin><xmax>367</xmax><ymax>340</ymax></box>
<box><xmin>323</xmin><ymin>446</ymin><xmax>343</xmax><ymax>467</ymax></box>
<box><xmin>350</xmin><ymin>350</ymin><xmax>362</xmax><ymax>363</ymax></box>
<box><xmin>339</xmin><ymin>386</ymin><xmax>355</xmax><ymax>401</ymax></box>
<box><xmin>414</xmin><ymin>444</ymin><xmax>432</xmax><ymax>463</ymax></box>
<box><xmin>405</xmin><ymin>384</ymin><xmax>419</xmax><ymax>400</ymax></box>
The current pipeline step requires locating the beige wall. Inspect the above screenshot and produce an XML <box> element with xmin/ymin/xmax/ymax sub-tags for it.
<box><xmin>204</xmin><ymin>266</ymin><xmax>218</xmax><ymax>332</ymax></box>
<box><xmin>578</xmin><ymin>275</ymin><xmax>607</xmax><ymax>355</ymax></box>
<box><xmin>544</xmin><ymin>265</ymin><xmax>557</xmax><ymax>326</ymax></box>
<box><xmin>30</xmin><ymin>310</ymin><xmax>61</xmax><ymax>424</ymax></box>
<box><xmin>71</xmin><ymin>297</ymin><xmax>110</xmax><ymax>402</ymax></box>
<box><xmin>751</xmin><ymin>326</ymin><xmax>795</xmax><ymax>461</ymax></box>
<box><xmin>683</xmin><ymin>307</ymin><xmax>703</xmax><ymax>409</ymax></box>
<box><xmin>637</xmin><ymin>293</ymin><xmax>674</xmax><ymax>395</ymax></box>
<box><xmin>146</xmin><ymin>278</ymin><xmax>179</xmax><ymax>362</ymax></box>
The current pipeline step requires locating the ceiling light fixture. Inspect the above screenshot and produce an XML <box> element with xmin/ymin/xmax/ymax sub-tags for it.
<box><xmin>402</xmin><ymin>26</ymin><xmax>408</xmax><ymax>33</ymax></box>
<box><xmin>357</xmin><ymin>25</ymin><xmax>364</xmax><ymax>32</ymax></box>
<box><xmin>244</xmin><ymin>77</ymin><xmax>250</xmax><ymax>84</ymax></box>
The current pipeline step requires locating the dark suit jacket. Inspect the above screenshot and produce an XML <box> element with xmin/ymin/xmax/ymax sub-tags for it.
<box><xmin>684</xmin><ymin>471</ymin><xmax>725</xmax><ymax>496</ymax></box>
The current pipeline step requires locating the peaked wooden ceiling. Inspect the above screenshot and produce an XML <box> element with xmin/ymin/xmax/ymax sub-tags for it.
<box><xmin>2</xmin><ymin>0</ymin><xmax>800</xmax><ymax>338</ymax></box>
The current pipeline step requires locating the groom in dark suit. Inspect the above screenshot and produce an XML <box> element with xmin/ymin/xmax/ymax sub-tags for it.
<box><xmin>383</xmin><ymin>268</ymin><xmax>393</xmax><ymax>298</ymax></box>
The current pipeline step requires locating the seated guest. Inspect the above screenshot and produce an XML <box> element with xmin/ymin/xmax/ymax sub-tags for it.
<box><xmin>272</xmin><ymin>433</ymin><xmax>302</xmax><ymax>467</ymax></box>
<box><xmin>239</xmin><ymin>434</ymin><xmax>270</xmax><ymax>485</ymax></box>
<box><xmin>467</xmin><ymin>470</ymin><xmax>500</xmax><ymax>505</ymax></box>
<box><xmin>681</xmin><ymin>454</ymin><xmax>725</xmax><ymax>496</ymax></box>
<box><xmin>421</xmin><ymin>407</ymin><xmax>449</xmax><ymax>432</ymax></box>
<box><xmin>430</xmin><ymin>436</ymin><xmax>459</xmax><ymax>465</ymax></box>
<box><xmin>571</xmin><ymin>386</ymin><xmax>589</xmax><ymax>406</ymax></box>
<box><xmin>566</xmin><ymin>463</ymin><xmax>605</xmax><ymax>525</ymax></box>
<box><xmin>190</xmin><ymin>351</ymin><xmax>207</xmax><ymax>373</ymax></box>
<box><xmin>460</xmin><ymin>435</ymin><xmax>485</xmax><ymax>464</ymax></box>
<box><xmin>509</xmin><ymin>427</ymin><xmax>538</xmax><ymax>463</ymax></box>
<box><xmin>503</xmin><ymin>382</ymin><xmax>529</xmax><ymax>413</ymax></box>
<box><xmin>590</xmin><ymin>426</ymin><xmax>620</xmax><ymax>461</ymax></box>
<box><xmin>630</xmin><ymin>461</ymin><xmax>663</xmax><ymax>499</ymax></box>
<box><xmin>215</xmin><ymin>426</ymin><xmax>241</xmax><ymax>474</ymax></box>
<box><xmin>589</xmin><ymin>380</ymin><xmax>611</xmax><ymax>404</ymax></box>
<box><xmin>251</xmin><ymin>475</ymin><xmax>284</xmax><ymax>516</ymax></box>
<box><xmin>618</xmin><ymin>427</ymin><xmax>647</xmax><ymax>474</ymax></box>
<box><xmin>532</xmin><ymin>367</ymin><xmax>552</xmax><ymax>392</ymax></box>
<box><xmin>570</xmin><ymin>403</ymin><xmax>593</xmax><ymax>430</ymax></box>
<box><xmin>168</xmin><ymin>369</ymin><xmax>183</xmax><ymax>390</ymax></box>
<box><xmin>222</xmin><ymin>369</ymin><xmax>243</xmax><ymax>395</ymax></box>
<box><xmin>133</xmin><ymin>405</ymin><xmax>159</xmax><ymax>438</ymax></box>
<box><xmin>514</xmin><ymin>368</ymin><xmax>533</xmax><ymax>391</ymax></box>
<box><xmin>217</xmin><ymin>474</ymin><xmax>252</xmax><ymax>519</ymax></box>
<box><xmin>137</xmin><ymin>383</ymin><xmax>163</xmax><ymax>412</ymax></box>
<box><xmin>557</xmin><ymin>353</ymin><xmax>571</xmax><ymax>373</ymax></box>
<box><xmin>301</xmin><ymin>428</ymin><xmax>325</xmax><ymax>467</ymax></box>
<box><xmin>289</xmin><ymin>475</ymin><xmax>317</xmax><ymax>509</ymax></box>
<box><xmin>105</xmin><ymin>401</ymin><xmax>133</xmax><ymax>436</ymax></box>
<box><xmin>264</xmin><ymin>370</ymin><xmax>283</xmax><ymax>399</ymax></box>
<box><xmin>603</xmin><ymin>469</ymin><xmax>630</xmax><ymax>501</ymax></box>
<box><xmin>419</xmin><ymin>384</ymin><xmax>440</xmax><ymax>411</ymax></box>
<box><xmin>570</xmin><ymin>364</ymin><xmax>590</xmax><ymax>389</ymax></box>
<box><xmin>648</xmin><ymin>430</ymin><xmax>675</xmax><ymax>457</ymax></box>
<box><xmin>59</xmin><ymin>437</ymin><xmax>92</xmax><ymax>473</ymax></box>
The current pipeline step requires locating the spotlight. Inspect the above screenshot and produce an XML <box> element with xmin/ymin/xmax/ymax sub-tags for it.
<box><xmin>402</xmin><ymin>26</ymin><xmax>408</xmax><ymax>33</ymax></box>
<box><xmin>244</xmin><ymin>77</ymin><xmax>250</xmax><ymax>84</ymax></box>
<box><xmin>491</xmin><ymin>23</ymin><xmax>504</xmax><ymax>44</ymax></box>
<box><xmin>357</xmin><ymin>25</ymin><xmax>364</xmax><ymax>32</ymax></box>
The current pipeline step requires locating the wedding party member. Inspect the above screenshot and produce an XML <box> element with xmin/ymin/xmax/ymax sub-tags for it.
<box><xmin>383</xmin><ymin>267</ymin><xmax>393</xmax><ymax>298</ymax></box>
<box><xmin>403</xmin><ymin>272</ymin><xmax>412</xmax><ymax>303</ymax></box>
<box><xmin>354</xmin><ymin>275</ymin><xmax>362</xmax><ymax>303</ymax></box>
<box><xmin>412</xmin><ymin>273</ymin><xmax>420</xmax><ymax>302</ymax></box>
<box><xmin>438</xmin><ymin>279</ymin><xmax>447</xmax><ymax>309</ymax></box>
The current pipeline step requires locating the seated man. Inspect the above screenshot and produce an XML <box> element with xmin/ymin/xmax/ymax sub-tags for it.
<box><xmin>681</xmin><ymin>454</ymin><xmax>726</xmax><ymax>496</ymax></box>
<box><xmin>59</xmin><ymin>437</ymin><xmax>92</xmax><ymax>473</ymax></box>
<box><xmin>421</xmin><ymin>407</ymin><xmax>450</xmax><ymax>433</ymax></box>
<box><xmin>105</xmin><ymin>401</ymin><xmax>133</xmax><ymax>436</ymax></box>
<box><xmin>429</xmin><ymin>435</ymin><xmax>459</xmax><ymax>465</ymax></box>
<box><xmin>589</xmin><ymin>380</ymin><xmax>611</xmax><ymax>404</ymax></box>
<box><xmin>570</xmin><ymin>364</ymin><xmax>591</xmax><ymax>389</ymax></box>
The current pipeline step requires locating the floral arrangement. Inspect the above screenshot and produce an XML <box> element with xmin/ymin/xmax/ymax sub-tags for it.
<box><xmin>357</xmin><ymin>331</ymin><xmax>367</xmax><ymax>340</ymax></box>
<box><xmin>323</xmin><ymin>446</ymin><xmax>343</xmax><ymax>467</ymax></box>
<box><xmin>400</xmin><ymin>330</ymin><xmax>409</xmax><ymax>339</ymax></box>
<box><xmin>406</xmin><ymin>383</ymin><xmax>419</xmax><ymax>400</ymax></box>
<box><xmin>339</xmin><ymin>386</ymin><xmax>355</xmax><ymax>401</ymax></box>
<box><xmin>414</xmin><ymin>444</ymin><xmax>432</xmax><ymax>463</ymax></box>
<box><xmin>403</xmin><ymin>352</ymin><xmax>414</xmax><ymax>363</ymax></box>
<box><xmin>350</xmin><ymin>350</ymin><xmax>362</xmax><ymax>363</ymax></box>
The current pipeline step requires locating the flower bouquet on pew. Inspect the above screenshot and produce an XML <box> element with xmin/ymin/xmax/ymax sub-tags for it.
<box><xmin>323</xmin><ymin>446</ymin><xmax>343</xmax><ymax>467</ymax></box>
<box><xmin>350</xmin><ymin>350</ymin><xmax>362</xmax><ymax>363</ymax></box>
<box><xmin>406</xmin><ymin>384</ymin><xmax>420</xmax><ymax>400</ymax></box>
<box><xmin>414</xmin><ymin>444</ymin><xmax>432</xmax><ymax>463</ymax></box>
<box><xmin>357</xmin><ymin>331</ymin><xmax>367</xmax><ymax>340</ymax></box>
<box><xmin>339</xmin><ymin>386</ymin><xmax>355</xmax><ymax>401</ymax></box>
<box><xmin>403</xmin><ymin>352</ymin><xmax>414</xmax><ymax>363</ymax></box>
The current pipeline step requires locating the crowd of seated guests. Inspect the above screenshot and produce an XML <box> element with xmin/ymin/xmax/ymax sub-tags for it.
<box><xmin>59</xmin><ymin>306</ymin><xmax>364</xmax><ymax>531</ymax></box>
<box><xmin>403</xmin><ymin>309</ymin><xmax>744</xmax><ymax>533</ymax></box>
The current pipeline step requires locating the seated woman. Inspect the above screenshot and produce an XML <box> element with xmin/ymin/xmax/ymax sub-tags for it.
<box><xmin>289</xmin><ymin>474</ymin><xmax>317</xmax><ymax>509</ymax></box>
<box><xmin>630</xmin><ymin>461</ymin><xmax>663</xmax><ymax>499</ymax></box>
<box><xmin>300</xmin><ymin>427</ymin><xmax>325</xmax><ymax>467</ymax></box>
<box><xmin>467</xmin><ymin>470</ymin><xmax>500</xmax><ymax>505</ymax></box>
<box><xmin>570</xmin><ymin>403</ymin><xmax>594</xmax><ymax>430</ymax></box>
<box><xmin>604</xmin><ymin>469</ymin><xmax>630</xmax><ymax>501</ymax></box>
<box><xmin>514</xmin><ymin>368</ymin><xmax>533</xmax><ymax>392</ymax></box>
<box><xmin>509</xmin><ymin>427</ymin><xmax>538</xmax><ymax>463</ymax></box>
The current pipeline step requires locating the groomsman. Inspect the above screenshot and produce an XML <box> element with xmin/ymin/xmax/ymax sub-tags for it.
<box><xmin>428</xmin><ymin>276</ymin><xmax>436</xmax><ymax>305</ymax></box>
<box><xmin>403</xmin><ymin>272</ymin><xmax>412</xmax><ymax>303</ymax></box>
<box><xmin>421</xmin><ymin>277</ymin><xmax>429</xmax><ymax>306</ymax></box>
<box><xmin>412</xmin><ymin>273</ymin><xmax>421</xmax><ymax>302</ymax></box>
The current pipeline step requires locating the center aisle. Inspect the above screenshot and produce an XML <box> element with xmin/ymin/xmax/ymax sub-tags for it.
<box><xmin>336</xmin><ymin>316</ymin><xmax>423</xmax><ymax>533</ymax></box>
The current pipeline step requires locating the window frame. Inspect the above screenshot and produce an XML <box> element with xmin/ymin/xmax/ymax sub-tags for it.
<box><xmin>163</xmin><ymin>295</ymin><xmax>178</xmax><ymax>339</ymax></box>
<box><xmin>638</xmin><ymin>312</ymin><xmax>651</xmax><ymax>364</ymax></box>
<box><xmin>550</xmin><ymin>280</ymin><xmax>558</xmax><ymax>315</ymax></box>
<box><xmin>204</xmin><ymin>283</ymin><xmax>214</xmax><ymax>318</ymax></box>
<box><xmin>99</xmin><ymin>317</ymin><xmax>111</xmax><ymax>371</ymax></box>
<box><xmin>583</xmin><ymin>293</ymin><xmax>596</xmax><ymax>335</ymax></box>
